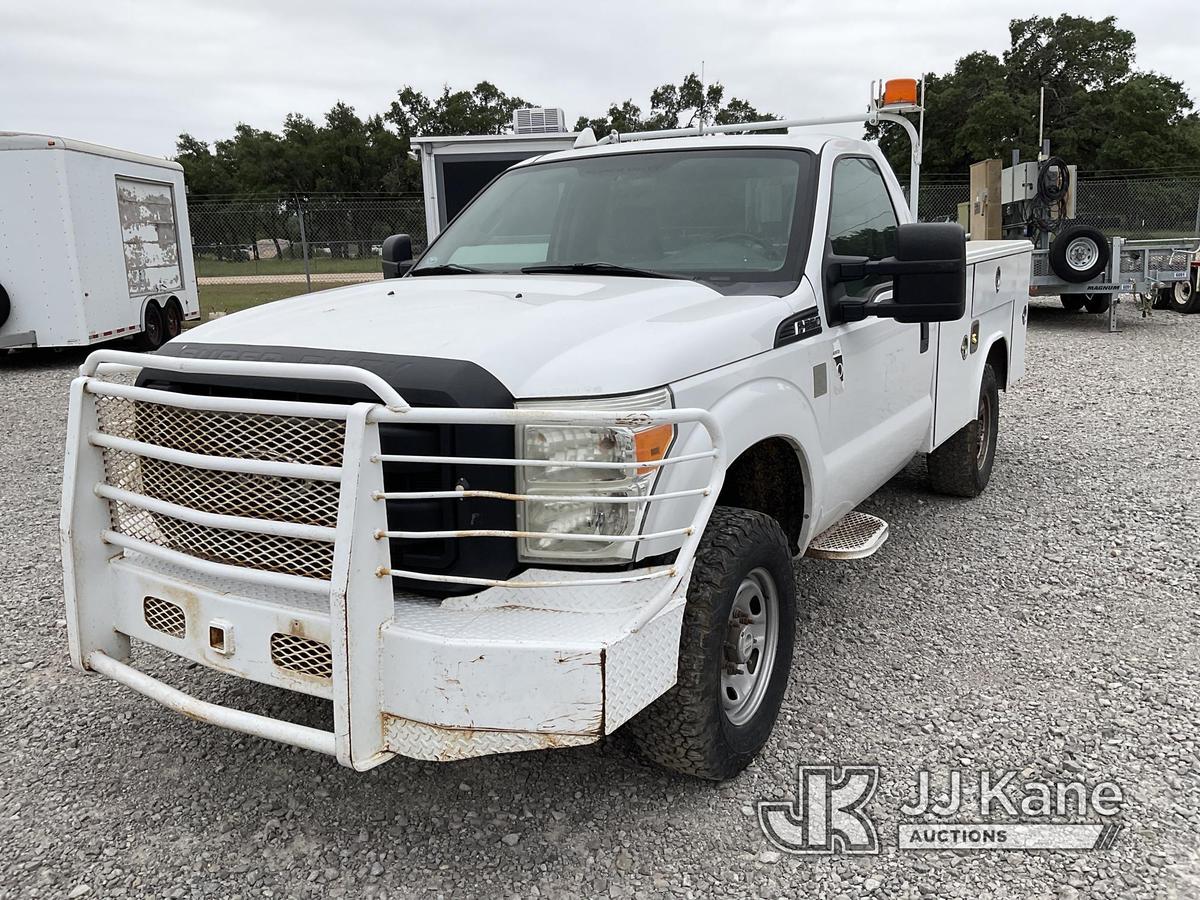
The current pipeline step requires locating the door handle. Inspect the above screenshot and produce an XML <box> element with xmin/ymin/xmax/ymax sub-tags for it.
<box><xmin>920</xmin><ymin>322</ymin><xmax>930</xmax><ymax>353</ymax></box>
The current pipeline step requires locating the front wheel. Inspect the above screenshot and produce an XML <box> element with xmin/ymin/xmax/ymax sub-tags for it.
<box><xmin>927</xmin><ymin>363</ymin><xmax>1000</xmax><ymax>498</ymax></box>
<box><xmin>627</xmin><ymin>507</ymin><xmax>796</xmax><ymax>780</ymax></box>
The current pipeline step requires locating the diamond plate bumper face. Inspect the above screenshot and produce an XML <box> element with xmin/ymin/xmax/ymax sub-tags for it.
<box><xmin>62</xmin><ymin>350</ymin><xmax>723</xmax><ymax>769</ymax></box>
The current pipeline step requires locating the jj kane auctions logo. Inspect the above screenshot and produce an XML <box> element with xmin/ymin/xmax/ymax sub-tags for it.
<box><xmin>759</xmin><ymin>765</ymin><xmax>1124</xmax><ymax>854</ymax></box>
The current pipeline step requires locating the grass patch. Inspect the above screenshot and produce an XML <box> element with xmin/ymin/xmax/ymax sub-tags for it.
<box><xmin>195</xmin><ymin>257</ymin><xmax>379</xmax><ymax>277</ymax></box>
<box><xmin>195</xmin><ymin>282</ymin><xmax>360</xmax><ymax>322</ymax></box>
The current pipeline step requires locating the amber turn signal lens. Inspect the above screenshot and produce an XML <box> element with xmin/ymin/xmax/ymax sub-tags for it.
<box><xmin>635</xmin><ymin>424</ymin><xmax>674</xmax><ymax>474</ymax></box>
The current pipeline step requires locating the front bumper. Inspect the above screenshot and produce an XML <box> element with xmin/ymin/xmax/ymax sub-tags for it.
<box><xmin>62</xmin><ymin>350</ymin><xmax>721</xmax><ymax>769</ymax></box>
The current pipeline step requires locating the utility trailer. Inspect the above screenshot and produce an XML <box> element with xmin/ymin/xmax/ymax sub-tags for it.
<box><xmin>1027</xmin><ymin>235</ymin><xmax>1200</xmax><ymax>331</ymax></box>
<box><xmin>972</xmin><ymin>153</ymin><xmax>1200</xmax><ymax>330</ymax></box>
<box><xmin>0</xmin><ymin>133</ymin><xmax>199</xmax><ymax>351</ymax></box>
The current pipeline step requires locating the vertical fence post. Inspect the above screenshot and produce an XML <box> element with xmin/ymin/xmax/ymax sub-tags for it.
<box><xmin>1193</xmin><ymin>186</ymin><xmax>1199</xmax><ymax>239</ymax></box>
<box><xmin>296</xmin><ymin>195</ymin><xmax>313</xmax><ymax>293</ymax></box>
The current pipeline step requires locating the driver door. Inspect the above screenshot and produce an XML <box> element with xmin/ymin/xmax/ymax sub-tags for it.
<box><xmin>815</xmin><ymin>156</ymin><xmax>935</xmax><ymax>519</ymax></box>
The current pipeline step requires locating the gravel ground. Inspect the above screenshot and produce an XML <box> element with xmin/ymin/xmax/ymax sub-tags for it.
<box><xmin>1</xmin><ymin>300</ymin><xmax>1197</xmax><ymax>899</ymax></box>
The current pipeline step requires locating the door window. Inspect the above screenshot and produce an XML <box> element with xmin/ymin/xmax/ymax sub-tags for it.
<box><xmin>828</xmin><ymin>157</ymin><xmax>900</xmax><ymax>296</ymax></box>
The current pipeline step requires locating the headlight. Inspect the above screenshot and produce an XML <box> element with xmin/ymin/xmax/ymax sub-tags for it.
<box><xmin>516</xmin><ymin>389</ymin><xmax>674</xmax><ymax>564</ymax></box>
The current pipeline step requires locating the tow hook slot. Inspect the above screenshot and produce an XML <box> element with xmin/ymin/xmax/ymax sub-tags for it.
<box><xmin>208</xmin><ymin>620</ymin><xmax>234</xmax><ymax>656</ymax></box>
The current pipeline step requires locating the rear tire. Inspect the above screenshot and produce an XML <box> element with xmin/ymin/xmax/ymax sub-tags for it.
<box><xmin>1083</xmin><ymin>293</ymin><xmax>1112</xmax><ymax>314</ymax></box>
<box><xmin>627</xmin><ymin>507</ymin><xmax>796</xmax><ymax>781</ymax></box>
<box><xmin>163</xmin><ymin>298</ymin><xmax>184</xmax><ymax>340</ymax></box>
<box><xmin>1168</xmin><ymin>279</ymin><xmax>1198</xmax><ymax>314</ymax></box>
<box><xmin>134</xmin><ymin>300</ymin><xmax>166</xmax><ymax>350</ymax></box>
<box><xmin>1061</xmin><ymin>296</ymin><xmax>1085</xmax><ymax>312</ymax></box>
<box><xmin>927</xmin><ymin>363</ymin><xmax>999</xmax><ymax>498</ymax></box>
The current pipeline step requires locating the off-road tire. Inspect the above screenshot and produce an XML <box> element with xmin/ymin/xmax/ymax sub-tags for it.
<box><xmin>1060</xmin><ymin>296</ymin><xmax>1085</xmax><ymax>312</ymax></box>
<box><xmin>134</xmin><ymin>300</ymin><xmax>165</xmax><ymax>350</ymax></box>
<box><xmin>1083</xmin><ymin>293</ymin><xmax>1112</xmax><ymax>314</ymax></box>
<box><xmin>927</xmin><ymin>363</ymin><xmax>999</xmax><ymax>498</ymax></box>
<box><xmin>627</xmin><ymin>507</ymin><xmax>796</xmax><ymax>781</ymax></box>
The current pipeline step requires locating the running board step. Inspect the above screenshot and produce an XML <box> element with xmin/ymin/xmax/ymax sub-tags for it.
<box><xmin>804</xmin><ymin>511</ymin><xmax>889</xmax><ymax>560</ymax></box>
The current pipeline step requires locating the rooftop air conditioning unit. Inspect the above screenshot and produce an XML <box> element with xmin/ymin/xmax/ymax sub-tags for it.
<box><xmin>513</xmin><ymin>107</ymin><xmax>568</xmax><ymax>135</ymax></box>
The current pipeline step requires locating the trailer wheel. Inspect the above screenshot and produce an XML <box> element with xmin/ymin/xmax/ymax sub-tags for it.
<box><xmin>0</xmin><ymin>283</ymin><xmax>9</xmax><ymax>329</ymax></box>
<box><xmin>1049</xmin><ymin>225</ymin><xmax>1109</xmax><ymax>283</ymax></box>
<box><xmin>163</xmin><ymin>298</ymin><xmax>183</xmax><ymax>340</ymax></box>
<box><xmin>1168</xmin><ymin>280</ymin><xmax>1198</xmax><ymax>314</ymax></box>
<box><xmin>626</xmin><ymin>507</ymin><xmax>796</xmax><ymax>781</ymax></box>
<box><xmin>134</xmin><ymin>300</ymin><xmax>166</xmax><ymax>350</ymax></box>
<box><xmin>1060</xmin><ymin>296</ymin><xmax>1085</xmax><ymax>312</ymax></box>
<box><xmin>1083</xmin><ymin>293</ymin><xmax>1112</xmax><ymax>314</ymax></box>
<box><xmin>927</xmin><ymin>363</ymin><xmax>999</xmax><ymax>498</ymax></box>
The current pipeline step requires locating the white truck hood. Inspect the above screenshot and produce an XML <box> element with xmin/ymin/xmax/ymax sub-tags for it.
<box><xmin>175</xmin><ymin>275</ymin><xmax>791</xmax><ymax>398</ymax></box>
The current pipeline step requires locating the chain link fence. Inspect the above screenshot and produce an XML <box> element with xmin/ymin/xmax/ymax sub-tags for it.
<box><xmin>189</xmin><ymin>195</ymin><xmax>426</xmax><ymax>284</ymax></box>
<box><xmin>188</xmin><ymin>175</ymin><xmax>1200</xmax><ymax>286</ymax></box>
<box><xmin>902</xmin><ymin>174</ymin><xmax>1200</xmax><ymax>238</ymax></box>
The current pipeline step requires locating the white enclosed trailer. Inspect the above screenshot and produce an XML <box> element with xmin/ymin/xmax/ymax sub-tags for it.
<box><xmin>0</xmin><ymin>133</ymin><xmax>198</xmax><ymax>350</ymax></box>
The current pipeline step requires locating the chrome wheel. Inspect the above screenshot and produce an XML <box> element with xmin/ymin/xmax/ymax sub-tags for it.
<box><xmin>1065</xmin><ymin>237</ymin><xmax>1100</xmax><ymax>272</ymax></box>
<box><xmin>721</xmin><ymin>567</ymin><xmax>780</xmax><ymax>726</ymax></box>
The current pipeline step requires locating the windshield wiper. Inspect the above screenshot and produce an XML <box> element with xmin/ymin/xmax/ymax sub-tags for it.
<box><xmin>520</xmin><ymin>262</ymin><xmax>683</xmax><ymax>280</ymax></box>
<box><xmin>408</xmin><ymin>263</ymin><xmax>486</xmax><ymax>276</ymax></box>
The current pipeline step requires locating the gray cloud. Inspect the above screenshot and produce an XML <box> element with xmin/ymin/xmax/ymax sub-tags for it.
<box><xmin>1</xmin><ymin>0</ymin><xmax>1195</xmax><ymax>157</ymax></box>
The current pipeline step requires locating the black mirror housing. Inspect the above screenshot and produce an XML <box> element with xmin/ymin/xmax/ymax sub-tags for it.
<box><xmin>830</xmin><ymin>223</ymin><xmax>967</xmax><ymax>323</ymax></box>
<box><xmin>381</xmin><ymin>234</ymin><xmax>414</xmax><ymax>279</ymax></box>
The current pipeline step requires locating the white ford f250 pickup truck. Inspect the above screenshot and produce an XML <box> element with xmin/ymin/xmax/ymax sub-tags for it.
<box><xmin>62</xmin><ymin>84</ymin><xmax>1032</xmax><ymax>780</ymax></box>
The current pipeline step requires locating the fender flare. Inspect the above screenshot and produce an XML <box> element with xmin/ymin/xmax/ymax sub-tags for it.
<box><xmin>640</xmin><ymin>377</ymin><xmax>826</xmax><ymax>556</ymax></box>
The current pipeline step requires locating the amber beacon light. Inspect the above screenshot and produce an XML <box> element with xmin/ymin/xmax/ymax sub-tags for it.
<box><xmin>882</xmin><ymin>78</ymin><xmax>919</xmax><ymax>108</ymax></box>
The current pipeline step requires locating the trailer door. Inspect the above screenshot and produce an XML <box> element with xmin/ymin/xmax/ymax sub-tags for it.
<box><xmin>115</xmin><ymin>177</ymin><xmax>183</xmax><ymax>296</ymax></box>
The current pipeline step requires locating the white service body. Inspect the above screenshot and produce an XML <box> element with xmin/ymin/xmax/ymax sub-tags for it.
<box><xmin>0</xmin><ymin>133</ymin><xmax>198</xmax><ymax>349</ymax></box>
<box><xmin>61</xmin><ymin>129</ymin><xmax>1031</xmax><ymax>769</ymax></box>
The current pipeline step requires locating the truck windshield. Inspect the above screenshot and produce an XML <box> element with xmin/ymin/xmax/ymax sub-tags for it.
<box><xmin>412</xmin><ymin>148</ymin><xmax>816</xmax><ymax>292</ymax></box>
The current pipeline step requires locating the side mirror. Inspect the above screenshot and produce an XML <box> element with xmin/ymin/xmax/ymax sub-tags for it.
<box><xmin>381</xmin><ymin>234</ymin><xmax>414</xmax><ymax>279</ymax></box>
<box><xmin>830</xmin><ymin>223</ymin><xmax>966</xmax><ymax>323</ymax></box>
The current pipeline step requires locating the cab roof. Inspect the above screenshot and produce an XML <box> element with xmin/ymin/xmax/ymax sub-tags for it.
<box><xmin>514</xmin><ymin>132</ymin><xmax>840</xmax><ymax>168</ymax></box>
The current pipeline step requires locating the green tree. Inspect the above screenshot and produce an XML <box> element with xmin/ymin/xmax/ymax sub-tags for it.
<box><xmin>869</xmin><ymin>15</ymin><xmax>1200</xmax><ymax>175</ymax></box>
<box><xmin>576</xmin><ymin>73</ymin><xmax>775</xmax><ymax>136</ymax></box>
<box><xmin>385</xmin><ymin>81</ymin><xmax>532</xmax><ymax>137</ymax></box>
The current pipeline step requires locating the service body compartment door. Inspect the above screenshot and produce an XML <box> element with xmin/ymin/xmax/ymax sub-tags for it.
<box><xmin>1006</xmin><ymin>260</ymin><xmax>1030</xmax><ymax>386</ymax></box>
<box><xmin>932</xmin><ymin>245</ymin><xmax>1031</xmax><ymax>447</ymax></box>
<box><xmin>932</xmin><ymin>268</ymin><xmax>977</xmax><ymax>447</ymax></box>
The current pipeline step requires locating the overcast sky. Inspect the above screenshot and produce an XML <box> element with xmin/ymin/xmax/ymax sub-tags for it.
<box><xmin>1</xmin><ymin>0</ymin><xmax>1196</xmax><ymax>158</ymax></box>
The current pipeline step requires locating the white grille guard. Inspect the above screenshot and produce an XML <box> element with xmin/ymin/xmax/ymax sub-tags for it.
<box><xmin>62</xmin><ymin>349</ymin><xmax>726</xmax><ymax>769</ymax></box>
